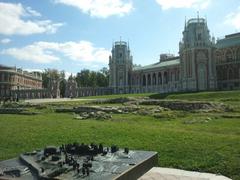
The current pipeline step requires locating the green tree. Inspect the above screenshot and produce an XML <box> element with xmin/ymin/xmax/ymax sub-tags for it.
<box><xmin>76</xmin><ymin>69</ymin><xmax>91</xmax><ymax>87</ymax></box>
<box><xmin>76</xmin><ymin>68</ymin><xmax>109</xmax><ymax>87</ymax></box>
<box><xmin>98</xmin><ymin>67</ymin><xmax>109</xmax><ymax>87</ymax></box>
<box><xmin>42</xmin><ymin>69</ymin><xmax>66</xmax><ymax>97</ymax></box>
<box><xmin>42</xmin><ymin>69</ymin><xmax>60</xmax><ymax>88</ymax></box>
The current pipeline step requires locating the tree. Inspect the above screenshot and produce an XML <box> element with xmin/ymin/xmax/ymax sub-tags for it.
<box><xmin>59</xmin><ymin>80</ymin><xmax>66</xmax><ymax>97</ymax></box>
<box><xmin>76</xmin><ymin>69</ymin><xmax>91</xmax><ymax>87</ymax></box>
<box><xmin>42</xmin><ymin>69</ymin><xmax>61</xmax><ymax>88</ymax></box>
<box><xmin>76</xmin><ymin>68</ymin><xmax>109</xmax><ymax>87</ymax></box>
<box><xmin>99</xmin><ymin>67</ymin><xmax>109</xmax><ymax>86</ymax></box>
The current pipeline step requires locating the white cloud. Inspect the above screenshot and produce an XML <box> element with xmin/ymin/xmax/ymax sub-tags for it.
<box><xmin>155</xmin><ymin>0</ymin><xmax>211</xmax><ymax>10</ymax></box>
<box><xmin>25</xmin><ymin>68</ymin><xmax>43</xmax><ymax>73</ymax></box>
<box><xmin>65</xmin><ymin>71</ymin><xmax>76</xmax><ymax>79</ymax></box>
<box><xmin>1</xmin><ymin>43</ymin><xmax>60</xmax><ymax>63</ymax></box>
<box><xmin>224</xmin><ymin>6</ymin><xmax>240</xmax><ymax>31</ymax></box>
<box><xmin>1</xmin><ymin>41</ymin><xmax>110</xmax><ymax>64</ymax></box>
<box><xmin>1</xmin><ymin>38</ymin><xmax>11</xmax><ymax>44</ymax></box>
<box><xmin>54</xmin><ymin>0</ymin><xmax>133</xmax><ymax>18</ymax></box>
<box><xmin>25</xmin><ymin>6</ymin><xmax>41</xmax><ymax>17</ymax></box>
<box><xmin>0</xmin><ymin>2</ymin><xmax>63</xmax><ymax>35</ymax></box>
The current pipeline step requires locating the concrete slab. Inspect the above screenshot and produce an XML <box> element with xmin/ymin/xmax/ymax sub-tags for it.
<box><xmin>24</xmin><ymin>98</ymin><xmax>95</xmax><ymax>104</ymax></box>
<box><xmin>138</xmin><ymin>167</ymin><xmax>232</xmax><ymax>180</ymax></box>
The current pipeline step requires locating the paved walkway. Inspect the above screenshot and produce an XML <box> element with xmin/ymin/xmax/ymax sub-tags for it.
<box><xmin>24</xmin><ymin>98</ymin><xmax>95</xmax><ymax>104</ymax></box>
<box><xmin>139</xmin><ymin>167</ymin><xmax>231</xmax><ymax>180</ymax></box>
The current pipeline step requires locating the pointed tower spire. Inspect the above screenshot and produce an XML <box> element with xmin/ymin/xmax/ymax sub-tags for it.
<box><xmin>197</xmin><ymin>11</ymin><xmax>199</xmax><ymax>23</ymax></box>
<box><xmin>184</xmin><ymin>16</ymin><xmax>187</xmax><ymax>29</ymax></box>
<box><xmin>112</xmin><ymin>39</ymin><xmax>115</xmax><ymax>51</ymax></box>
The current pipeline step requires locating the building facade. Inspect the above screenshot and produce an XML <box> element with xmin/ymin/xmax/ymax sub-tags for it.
<box><xmin>109</xmin><ymin>17</ymin><xmax>240</xmax><ymax>93</ymax></box>
<box><xmin>1</xmin><ymin>16</ymin><xmax>240</xmax><ymax>100</ymax></box>
<box><xmin>0</xmin><ymin>65</ymin><xmax>44</xmax><ymax>99</ymax></box>
<box><xmin>0</xmin><ymin>65</ymin><xmax>113</xmax><ymax>100</ymax></box>
<box><xmin>109</xmin><ymin>41</ymin><xmax>133</xmax><ymax>94</ymax></box>
<box><xmin>215</xmin><ymin>33</ymin><xmax>240</xmax><ymax>90</ymax></box>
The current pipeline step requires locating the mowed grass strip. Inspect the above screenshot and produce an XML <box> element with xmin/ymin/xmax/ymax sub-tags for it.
<box><xmin>0</xmin><ymin>112</ymin><xmax>239</xmax><ymax>179</ymax></box>
<box><xmin>149</xmin><ymin>90</ymin><xmax>240</xmax><ymax>101</ymax></box>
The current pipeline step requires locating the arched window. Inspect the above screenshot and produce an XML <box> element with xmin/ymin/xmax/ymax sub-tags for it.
<box><xmin>215</xmin><ymin>51</ymin><xmax>222</xmax><ymax>64</ymax></box>
<box><xmin>225</xmin><ymin>50</ymin><xmax>233</xmax><ymax>62</ymax></box>
<box><xmin>175</xmin><ymin>70</ymin><xmax>179</xmax><ymax>81</ymax></box>
<box><xmin>152</xmin><ymin>73</ymin><xmax>156</xmax><ymax>85</ymax></box>
<box><xmin>237</xmin><ymin>48</ymin><xmax>240</xmax><ymax>61</ymax></box>
<box><xmin>158</xmin><ymin>72</ymin><xmax>162</xmax><ymax>85</ymax></box>
<box><xmin>164</xmin><ymin>72</ymin><xmax>168</xmax><ymax>84</ymax></box>
<box><xmin>228</xmin><ymin>68</ymin><xmax>234</xmax><ymax>80</ymax></box>
<box><xmin>143</xmin><ymin>75</ymin><xmax>146</xmax><ymax>86</ymax></box>
<box><xmin>171</xmin><ymin>71</ymin><xmax>175</xmax><ymax>82</ymax></box>
<box><xmin>197</xmin><ymin>33</ymin><xmax>202</xmax><ymax>41</ymax></box>
<box><xmin>147</xmin><ymin>74</ymin><xmax>151</xmax><ymax>86</ymax></box>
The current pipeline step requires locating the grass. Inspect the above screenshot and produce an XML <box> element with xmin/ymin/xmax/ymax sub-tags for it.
<box><xmin>1</xmin><ymin>90</ymin><xmax>240</xmax><ymax>179</ymax></box>
<box><xmin>149</xmin><ymin>90</ymin><xmax>240</xmax><ymax>101</ymax></box>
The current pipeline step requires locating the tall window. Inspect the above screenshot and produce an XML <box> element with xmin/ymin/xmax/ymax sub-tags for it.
<box><xmin>158</xmin><ymin>72</ymin><xmax>162</xmax><ymax>85</ymax></box>
<box><xmin>228</xmin><ymin>68</ymin><xmax>234</xmax><ymax>80</ymax></box>
<box><xmin>237</xmin><ymin>48</ymin><xmax>240</xmax><ymax>61</ymax></box>
<box><xmin>225</xmin><ymin>50</ymin><xmax>233</xmax><ymax>62</ymax></box>
<box><xmin>215</xmin><ymin>51</ymin><xmax>222</xmax><ymax>64</ymax></box>
<box><xmin>147</xmin><ymin>74</ymin><xmax>151</xmax><ymax>86</ymax></box>
<box><xmin>143</xmin><ymin>75</ymin><xmax>146</xmax><ymax>86</ymax></box>
<box><xmin>152</xmin><ymin>73</ymin><xmax>156</xmax><ymax>85</ymax></box>
<box><xmin>198</xmin><ymin>33</ymin><xmax>202</xmax><ymax>41</ymax></box>
<box><xmin>164</xmin><ymin>72</ymin><xmax>168</xmax><ymax>84</ymax></box>
<box><xmin>187</xmin><ymin>53</ymin><xmax>192</xmax><ymax>78</ymax></box>
<box><xmin>175</xmin><ymin>70</ymin><xmax>179</xmax><ymax>81</ymax></box>
<box><xmin>171</xmin><ymin>71</ymin><xmax>175</xmax><ymax>81</ymax></box>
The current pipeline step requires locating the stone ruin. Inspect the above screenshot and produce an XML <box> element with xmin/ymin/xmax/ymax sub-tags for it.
<box><xmin>91</xmin><ymin>97</ymin><xmax>231</xmax><ymax>112</ymax></box>
<box><xmin>55</xmin><ymin>105</ymin><xmax>169</xmax><ymax>120</ymax></box>
<box><xmin>54</xmin><ymin>97</ymin><xmax>232</xmax><ymax>120</ymax></box>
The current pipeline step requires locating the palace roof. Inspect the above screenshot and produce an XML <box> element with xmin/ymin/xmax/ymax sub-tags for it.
<box><xmin>216</xmin><ymin>32</ymin><xmax>240</xmax><ymax>48</ymax></box>
<box><xmin>133</xmin><ymin>57</ymin><xmax>180</xmax><ymax>71</ymax></box>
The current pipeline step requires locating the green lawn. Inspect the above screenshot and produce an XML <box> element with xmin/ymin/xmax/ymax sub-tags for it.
<box><xmin>149</xmin><ymin>90</ymin><xmax>240</xmax><ymax>101</ymax></box>
<box><xmin>0</xmin><ymin>90</ymin><xmax>240</xmax><ymax>179</ymax></box>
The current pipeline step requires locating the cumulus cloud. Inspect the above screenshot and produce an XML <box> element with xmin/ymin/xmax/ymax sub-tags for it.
<box><xmin>54</xmin><ymin>0</ymin><xmax>133</xmax><ymax>18</ymax></box>
<box><xmin>155</xmin><ymin>0</ymin><xmax>211</xmax><ymax>10</ymax></box>
<box><xmin>0</xmin><ymin>2</ymin><xmax>63</xmax><ymax>35</ymax></box>
<box><xmin>1</xmin><ymin>38</ymin><xmax>11</xmax><ymax>44</ymax></box>
<box><xmin>25</xmin><ymin>68</ymin><xmax>43</xmax><ymax>73</ymax></box>
<box><xmin>1</xmin><ymin>41</ymin><xmax>110</xmax><ymax>64</ymax></box>
<box><xmin>224</xmin><ymin>6</ymin><xmax>240</xmax><ymax>30</ymax></box>
<box><xmin>1</xmin><ymin>43</ymin><xmax>60</xmax><ymax>63</ymax></box>
<box><xmin>65</xmin><ymin>71</ymin><xmax>76</xmax><ymax>79</ymax></box>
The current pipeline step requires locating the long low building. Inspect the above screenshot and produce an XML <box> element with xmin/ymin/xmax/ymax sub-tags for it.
<box><xmin>0</xmin><ymin>65</ymin><xmax>43</xmax><ymax>99</ymax></box>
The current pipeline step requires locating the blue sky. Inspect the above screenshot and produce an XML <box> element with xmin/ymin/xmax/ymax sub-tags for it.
<box><xmin>0</xmin><ymin>0</ymin><xmax>240</xmax><ymax>77</ymax></box>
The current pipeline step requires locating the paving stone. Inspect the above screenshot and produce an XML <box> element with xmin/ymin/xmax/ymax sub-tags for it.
<box><xmin>139</xmin><ymin>167</ymin><xmax>232</xmax><ymax>180</ymax></box>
